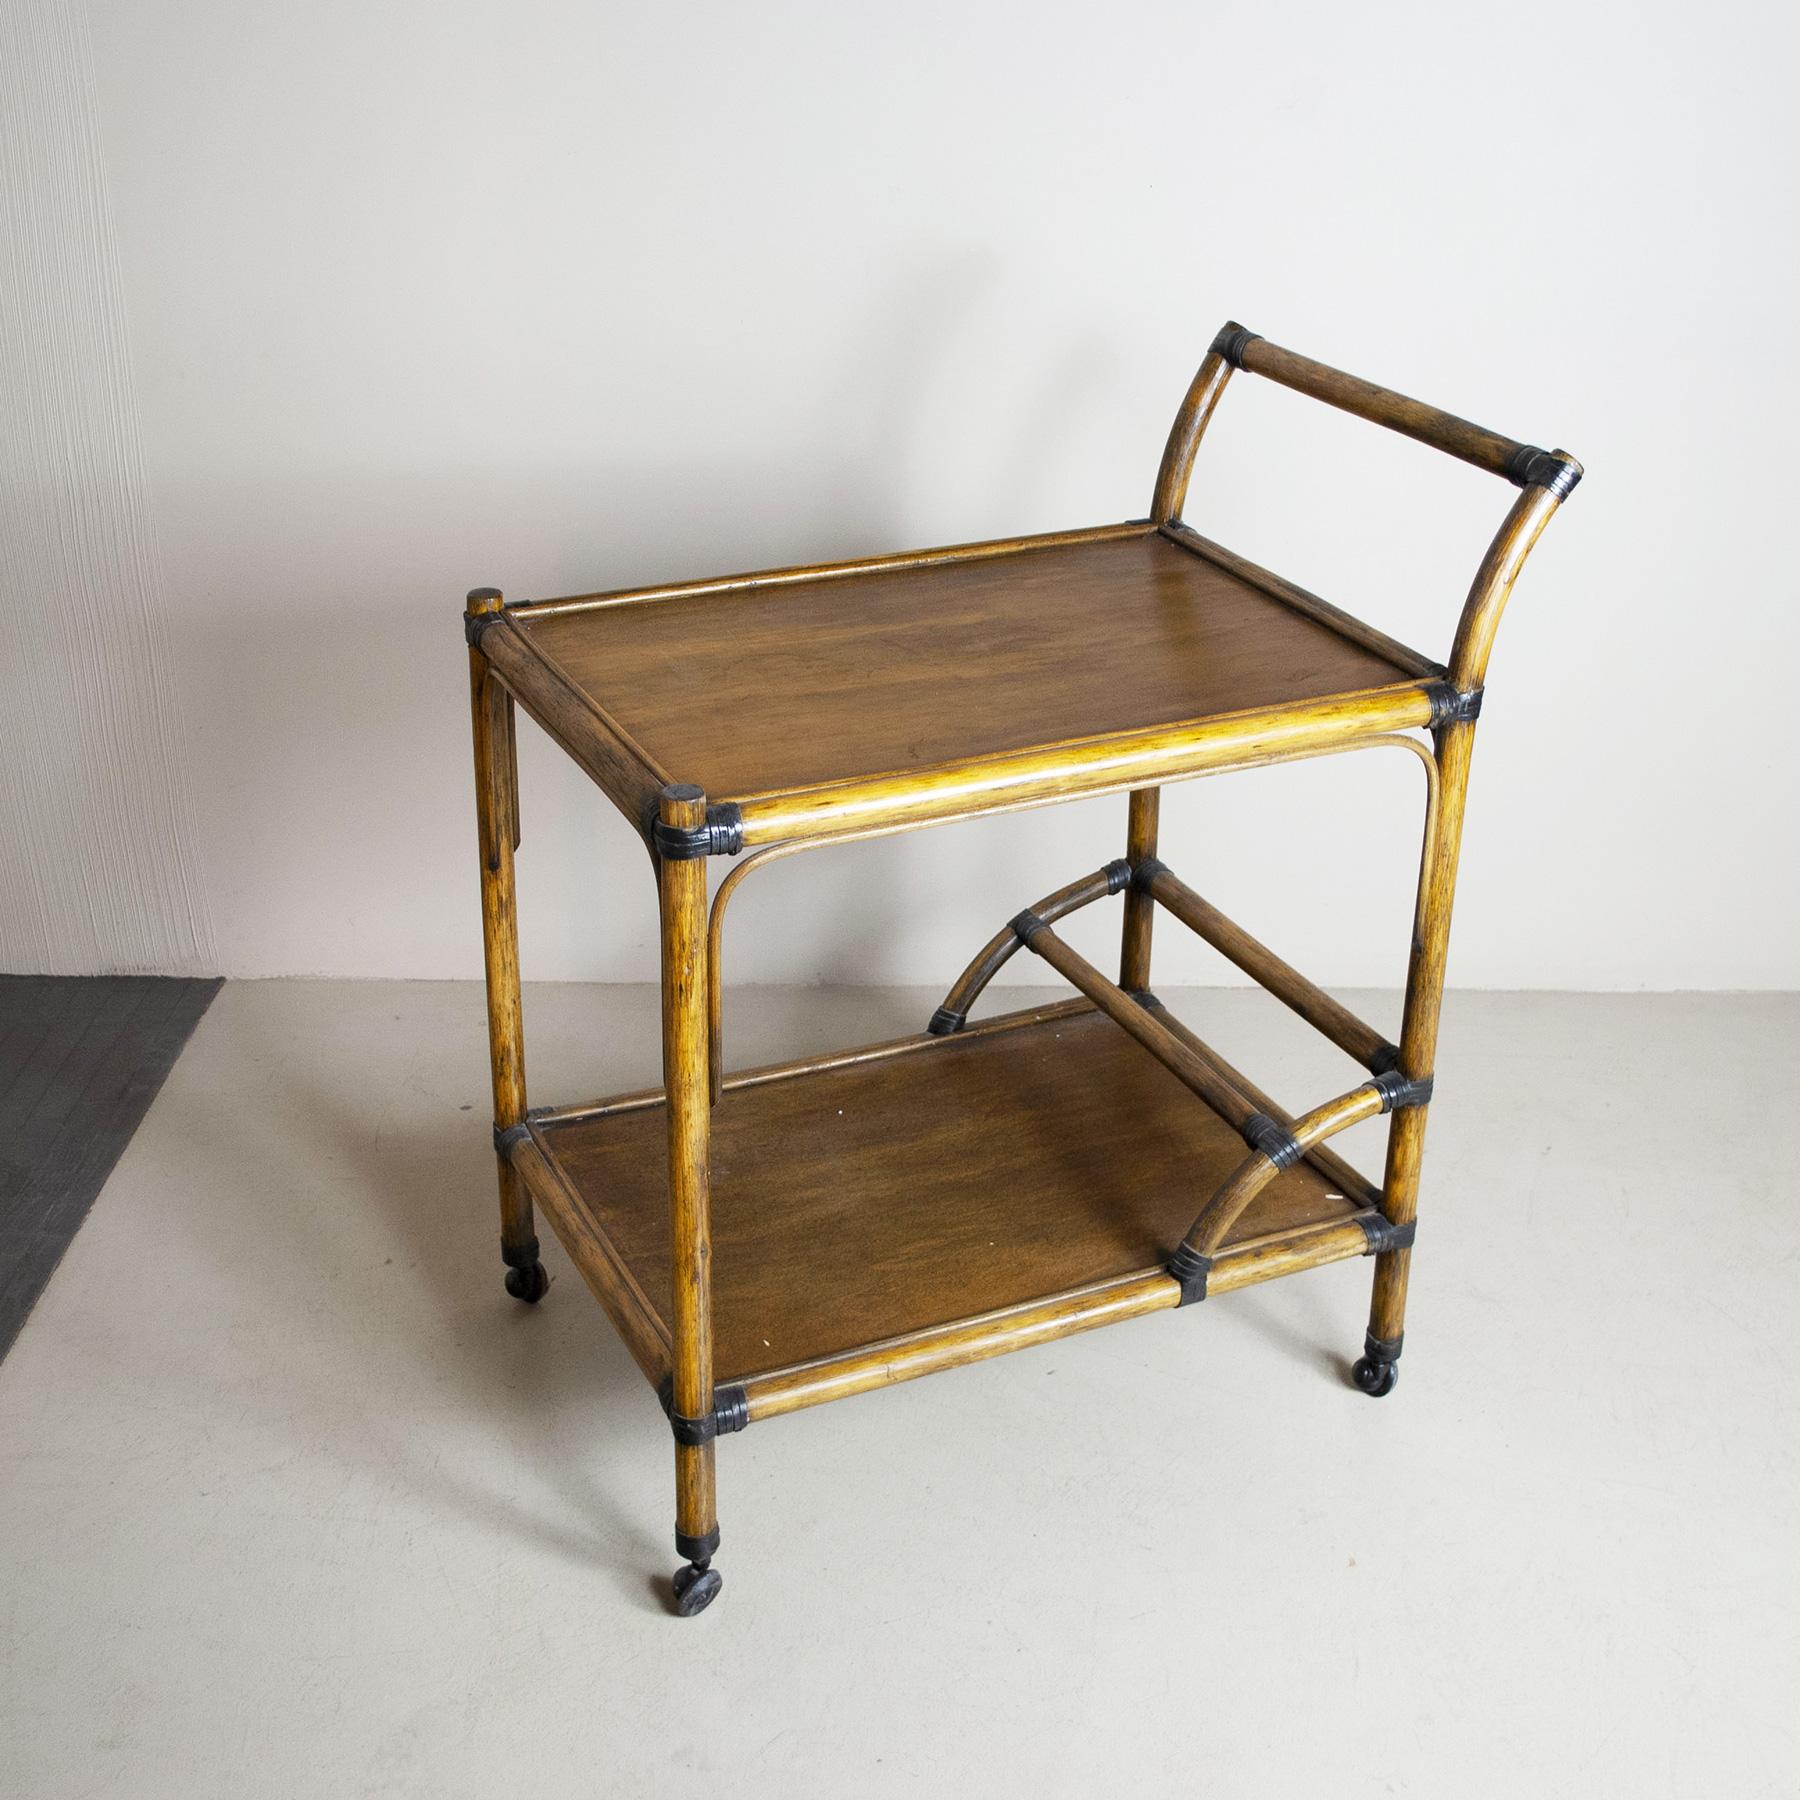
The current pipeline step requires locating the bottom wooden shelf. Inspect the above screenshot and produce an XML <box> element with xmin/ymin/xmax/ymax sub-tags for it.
<box><xmin>510</xmin><ymin>1000</ymin><xmax>1383</xmax><ymax>1419</ymax></box>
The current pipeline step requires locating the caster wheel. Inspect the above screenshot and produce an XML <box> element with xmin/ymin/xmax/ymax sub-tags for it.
<box><xmin>504</xmin><ymin>1259</ymin><xmax>549</xmax><ymax>1303</ymax></box>
<box><xmin>672</xmin><ymin>1560</ymin><xmax>722</xmax><ymax>1618</ymax></box>
<box><xmin>1352</xmin><ymin>1355</ymin><xmax>1399</xmax><ymax>1397</ymax></box>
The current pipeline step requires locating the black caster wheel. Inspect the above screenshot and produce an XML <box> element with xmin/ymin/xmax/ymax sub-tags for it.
<box><xmin>1352</xmin><ymin>1355</ymin><xmax>1399</xmax><ymax>1397</ymax></box>
<box><xmin>672</xmin><ymin>1560</ymin><xmax>722</xmax><ymax>1618</ymax></box>
<box><xmin>504</xmin><ymin>1259</ymin><xmax>550</xmax><ymax>1303</ymax></box>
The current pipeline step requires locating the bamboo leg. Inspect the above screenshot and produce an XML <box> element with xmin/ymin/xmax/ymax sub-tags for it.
<box><xmin>1359</xmin><ymin>718</ymin><xmax>1477</xmax><ymax>1395</ymax></box>
<box><xmin>467</xmin><ymin>589</ymin><xmax>546</xmax><ymax>1303</ymax></box>
<box><xmin>659</xmin><ymin>784</ymin><xmax>724</xmax><ymax>1617</ymax></box>
<box><xmin>1120</xmin><ymin>787</ymin><xmax>1159</xmax><ymax>990</ymax></box>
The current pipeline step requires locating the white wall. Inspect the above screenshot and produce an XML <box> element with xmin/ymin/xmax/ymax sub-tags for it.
<box><xmin>1</xmin><ymin>0</ymin><xmax>214</xmax><ymax>974</ymax></box>
<box><xmin>8</xmin><ymin>0</ymin><xmax>1796</xmax><ymax>988</ymax></box>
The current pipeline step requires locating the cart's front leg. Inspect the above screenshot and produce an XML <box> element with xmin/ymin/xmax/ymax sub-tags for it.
<box><xmin>467</xmin><ymin>589</ymin><xmax>546</xmax><ymax>1303</ymax></box>
<box><xmin>1361</xmin><ymin>717</ymin><xmax>1477</xmax><ymax>1396</ymax></box>
<box><xmin>659</xmin><ymin>784</ymin><xmax>724</xmax><ymax>1616</ymax></box>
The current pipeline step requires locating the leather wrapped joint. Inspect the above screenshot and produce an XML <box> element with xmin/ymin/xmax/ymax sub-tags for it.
<box><xmin>493</xmin><ymin>1120</ymin><xmax>531</xmax><ymax>1156</ymax></box>
<box><xmin>926</xmin><ymin>1006</ymin><xmax>965</xmax><ymax>1037</ymax></box>
<box><xmin>1426</xmin><ymin>680</ymin><xmax>1484</xmax><ymax>727</ymax></box>
<box><xmin>1130</xmin><ymin>854</ymin><xmax>1169</xmax><ymax>895</ymax></box>
<box><xmin>1370</xmin><ymin>1069</ymin><xmax>1434</xmax><ymax>1113</ymax></box>
<box><xmin>659</xmin><ymin>1377</ymin><xmax>750</xmax><ymax>1445</ymax></box>
<box><xmin>1210</xmin><ymin>325</ymin><xmax>1262</xmax><ymax>370</ymax></box>
<box><xmin>1503</xmin><ymin>445</ymin><xmax>1583</xmax><ymax>501</ymax></box>
<box><xmin>652</xmin><ymin>802</ymin><xmax>745</xmax><ymax>861</ymax></box>
<box><xmin>1009</xmin><ymin>908</ymin><xmax>1048</xmax><ymax>947</ymax></box>
<box><xmin>464</xmin><ymin>588</ymin><xmax>507</xmax><ymax>646</ymax></box>
<box><xmin>1166</xmin><ymin>1242</ymin><xmax>1213</xmax><ymax>1306</ymax></box>
<box><xmin>1358</xmin><ymin>1214</ymin><xmax>1418</xmax><ymax>1256</ymax></box>
<box><xmin>1241</xmin><ymin>1112</ymin><xmax>1304</xmax><ymax>1169</ymax></box>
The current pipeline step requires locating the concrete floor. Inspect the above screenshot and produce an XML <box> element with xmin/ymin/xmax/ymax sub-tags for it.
<box><xmin>0</xmin><ymin>981</ymin><xmax>1795</xmax><ymax>1798</ymax></box>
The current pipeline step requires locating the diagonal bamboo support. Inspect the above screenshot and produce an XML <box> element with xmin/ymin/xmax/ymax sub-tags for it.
<box><xmin>1010</xmin><ymin>913</ymin><xmax>1257</xmax><ymax>1125</ymax></box>
<box><xmin>1134</xmin><ymin>859</ymin><xmax>1398</xmax><ymax>1073</ymax></box>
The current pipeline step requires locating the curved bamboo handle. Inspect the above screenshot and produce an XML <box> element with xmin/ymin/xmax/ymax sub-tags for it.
<box><xmin>1153</xmin><ymin>320</ymin><xmax>1583</xmax><ymax>691</ymax></box>
<box><xmin>1446</xmin><ymin>473</ymin><xmax>1579</xmax><ymax>692</ymax></box>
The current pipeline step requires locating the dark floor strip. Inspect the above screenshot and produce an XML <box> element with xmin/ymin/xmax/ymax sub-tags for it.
<box><xmin>0</xmin><ymin>975</ymin><xmax>223</xmax><ymax>1361</ymax></box>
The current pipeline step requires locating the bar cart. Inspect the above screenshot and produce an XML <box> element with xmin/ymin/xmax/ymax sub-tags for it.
<box><xmin>462</xmin><ymin>322</ymin><xmax>1580</xmax><ymax>1615</ymax></box>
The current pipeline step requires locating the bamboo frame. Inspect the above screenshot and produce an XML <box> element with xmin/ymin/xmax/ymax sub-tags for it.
<box><xmin>1181</xmin><ymin>1082</ymin><xmax>1388</xmax><ymax>1258</ymax></box>
<box><xmin>657</xmin><ymin>784</ymin><xmax>720</xmax><ymax>1600</ymax></box>
<box><xmin>931</xmin><ymin>863</ymin><xmax>1129</xmax><ymax>1035</ymax></box>
<box><xmin>1135</xmin><ymin>992</ymin><xmax>1381</xmax><ymax>1211</ymax></box>
<box><xmin>1120</xmin><ymin>788</ymin><xmax>1159</xmax><ymax>990</ymax></box>
<box><xmin>461</xmin><ymin>319</ymin><xmax>1580</xmax><ymax>1613</ymax></box>
<box><xmin>737</xmin><ymin>1212</ymin><xmax>1379</xmax><ymax>1422</ymax></box>
<box><xmin>466</xmin><ymin>590</ymin><xmax>536</xmax><ymax>1280</ymax></box>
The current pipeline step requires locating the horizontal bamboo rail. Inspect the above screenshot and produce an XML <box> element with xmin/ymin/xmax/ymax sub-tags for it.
<box><xmin>738</xmin><ymin>1213</ymin><xmax>1379</xmax><ymax>1422</ymax></box>
<box><xmin>507</xmin><ymin>521</ymin><xmax>1152</xmax><ymax>619</ymax></box>
<box><xmin>534</xmin><ymin>997</ymin><xmax>1098</xmax><ymax>1129</ymax></box>
<box><xmin>1228</xmin><ymin>327</ymin><xmax>1528</xmax><ymax>481</ymax></box>
<box><xmin>1137</xmin><ymin>860</ymin><xmax>1395</xmax><ymax>1072</ymax></box>
<box><xmin>477</xmin><ymin>615</ymin><xmax>666</xmax><ymax>834</ymax></box>
<box><xmin>730</xmin><ymin>684</ymin><xmax>1438</xmax><ymax>845</ymax></box>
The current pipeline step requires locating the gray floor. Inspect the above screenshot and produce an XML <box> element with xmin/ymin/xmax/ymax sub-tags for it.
<box><xmin>0</xmin><ymin>981</ymin><xmax>1795</xmax><ymax>1799</ymax></box>
<box><xmin>0</xmin><ymin>975</ymin><xmax>222</xmax><ymax>1357</ymax></box>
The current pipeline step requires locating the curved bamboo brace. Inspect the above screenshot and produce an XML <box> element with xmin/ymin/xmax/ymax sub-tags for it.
<box><xmin>1179</xmin><ymin>1083</ymin><xmax>1393</xmax><ymax>1266</ymax></box>
<box><xmin>1164</xmin><ymin>1077</ymin><xmax>1425</xmax><ymax>1300</ymax></box>
<box><xmin>929</xmin><ymin>862</ymin><xmax>1131</xmax><ymax>1036</ymax></box>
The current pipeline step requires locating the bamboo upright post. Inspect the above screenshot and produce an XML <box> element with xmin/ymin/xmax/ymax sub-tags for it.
<box><xmin>467</xmin><ymin>588</ymin><xmax>546</xmax><ymax>1302</ymax></box>
<box><xmin>1357</xmin><ymin>719</ymin><xmax>1474</xmax><ymax>1391</ymax></box>
<box><xmin>658</xmin><ymin>783</ymin><xmax>724</xmax><ymax>1616</ymax></box>
<box><xmin>1357</xmin><ymin>471</ymin><xmax>1578</xmax><ymax>1395</ymax></box>
<box><xmin>1120</xmin><ymin>788</ymin><xmax>1159</xmax><ymax>990</ymax></box>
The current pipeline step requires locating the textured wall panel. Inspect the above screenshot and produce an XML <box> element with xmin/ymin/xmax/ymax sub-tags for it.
<box><xmin>0</xmin><ymin>0</ymin><xmax>213</xmax><ymax>974</ymax></box>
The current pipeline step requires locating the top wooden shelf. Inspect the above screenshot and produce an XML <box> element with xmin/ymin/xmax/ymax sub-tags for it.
<box><xmin>476</xmin><ymin>520</ymin><xmax>1446</xmax><ymax>848</ymax></box>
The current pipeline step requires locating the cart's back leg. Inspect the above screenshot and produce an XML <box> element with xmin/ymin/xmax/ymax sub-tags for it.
<box><xmin>467</xmin><ymin>589</ymin><xmax>546</xmax><ymax>1302</ymax></box>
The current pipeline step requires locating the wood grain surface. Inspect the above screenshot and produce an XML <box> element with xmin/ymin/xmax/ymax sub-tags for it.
<box><xmin>537</xmin><ymin>1006</ymin><xmax>1360</xmax><ymax>1382</ymax></box>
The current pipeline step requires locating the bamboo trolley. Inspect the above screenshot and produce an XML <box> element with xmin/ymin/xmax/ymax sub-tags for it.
<box><xmin>463</xmin><ymin>323</ymin><xmax>1580</xmax><ymax>1616</ymax></box>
